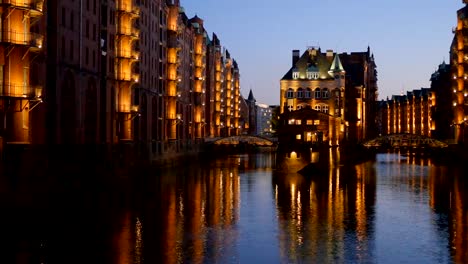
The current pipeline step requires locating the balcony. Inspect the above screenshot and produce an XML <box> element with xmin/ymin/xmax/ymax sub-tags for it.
<box><xmin>116</xmin><ymin>1</ymin><xmax>139</xmax><ymax>16</ymax></box>
<box><xmin>0</xmin><ymin>0</ymin><xmax>44</xmax><ymax>15</ymax></box>
<box><xmin>0</xmin><ymin>83</ymin><xmax>42</xmax><ymax>98</ymax></box>
<box><xmin>117</xmin><ymin>104</ymin><xmax>139</xmax><ymax>113</ymax></box>
<box><xmin>1</xmin><ymin>31</ymin><xmax>43</xmax><ymax>50</ymax></box>
<box><xmin>116</xmin><ymin>26</ymin><xmax>139</xmax><ymax>38</ymax></box>
<box><xmin>116</xmin><ymin>71</ymin><xmax>139</xmax><ymax>83</ymax></box>
<box><xmin>115</xmin><ymin>49</ymin><xmax>139</xmax><ymax>60</ymax></box>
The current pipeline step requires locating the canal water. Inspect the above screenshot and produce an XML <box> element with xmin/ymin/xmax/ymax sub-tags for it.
<box><xmin>0</xmin><ymin>150</ymin><xmax>467</xmax><ymax>263</ymax></box>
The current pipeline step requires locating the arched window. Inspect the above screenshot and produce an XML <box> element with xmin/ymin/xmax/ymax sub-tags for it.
<box><xmin>314</xmin><ymin>105</ymin><xmax>321</xmax><ymax>111</ymax></box>
<box><xmin>322</xmin><ymin>88</ymin><xmax>329</xmax><ymax>99</ymax></box>
<box><xmin>286</xmin><ymin>88</ymin><xmax>294</xmax><ymax>98</ymax></box>
<box><xmin>297</xmin><ymin>88</ymin><xmax>304</xmax><ymax>98</ymax></box>
<box><xmin>305</xmin><ymin>88</ymin><xmax>312</xmax><ymax>99</ymax></box>
<box><xmin>314</xmin><ymin>88</ymin><xmax>321</xmax><ymax>99</ymax></box>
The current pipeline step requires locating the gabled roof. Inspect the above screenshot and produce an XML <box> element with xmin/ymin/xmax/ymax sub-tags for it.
<box><xmin>281</xmin><ymin>48</ymin><xmax>335</xmax><ymax>80</ymax></box>
<box><xmin>329</xmin><ymin>54</ymin><xmax>345</xmax><ymax>73</ymax></box>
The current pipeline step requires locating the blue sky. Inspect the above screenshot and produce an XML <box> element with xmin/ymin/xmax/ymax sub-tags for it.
<box><xmin>182</xmin><ymin>0</ymin><xmax>461</xmax><ymax>105</ymax></box>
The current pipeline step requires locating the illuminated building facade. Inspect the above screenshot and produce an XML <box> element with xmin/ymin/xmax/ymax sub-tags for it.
<box><xmin>0</xmin><ymin>0</ymin><xmax>44</xmax><ymax>145</ymax></box>
<box><xmin>0</xmin><ymin>0</ymin><xmax>241</xmax><ymax>159</ymax></box>
<box><xmin>379</xmin><ymin>89</ymin><xmax>434</xmax><ymax>137</ymax></box>
<box><xmin>279</xmin><ymin>47</ymin><xmax>378</xmax><ymax>146</ymax></box>
<box><xmin>205</xmin><ymin>34</ymin><xmax>241</xmax><ymax>138</ymax></box>
<box><xmin>451</xmin><ymin>1</ymin><xmax>468</xmax><ymax>143</ymax></box>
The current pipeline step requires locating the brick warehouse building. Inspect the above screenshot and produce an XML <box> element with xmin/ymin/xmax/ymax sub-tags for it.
<box><xmin>278</xmin><ymin>47</ymin><xmax>378</xmax><ymax>148</ymax></box>
<box><xmin>0</xmin><ymin>0</ymin><xmax>242</xmax><ymax>159</ymax></box>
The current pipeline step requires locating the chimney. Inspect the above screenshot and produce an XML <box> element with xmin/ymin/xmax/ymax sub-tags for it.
<box><xmin>326</xmin><ymin>49</ymin><xmax>333</xmax><ymax>58</ymax></box>
<box><xmin>292</xmin><ymin>50</ymin><xmax>300</xmax><ymax>66</ymax></box>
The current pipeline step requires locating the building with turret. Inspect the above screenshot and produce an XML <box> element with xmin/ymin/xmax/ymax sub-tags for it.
<box><xmin>278</xmin><ymin>47</ymin><xmax>378</xmax><ymax>147</ymax></box>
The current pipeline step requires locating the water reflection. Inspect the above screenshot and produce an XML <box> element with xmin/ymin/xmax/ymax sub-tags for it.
<box><xmin>143</xmin><ymin>156</ymin><xmax>242</xmax><ymax>263</ymax></box>
<box><xmin>273</xmin><ymin>150</ymin><xmax>376</xmax><ymax>263</ymax></box>
<box><xmin>1</xmin><ymin>152</ymin><xmax>468</xmax><ymax>263</ymax></box>
<box><xmin>429</xmin><ymin>164</ymin><xmax>468</xmax><ymax>263</ymax></box>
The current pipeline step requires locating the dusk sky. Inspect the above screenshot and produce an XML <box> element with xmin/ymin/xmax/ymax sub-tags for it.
<box><xmin>183</xmin><ymin>1</ymin><xmax>461</xmax><ymax>105</ymax></box>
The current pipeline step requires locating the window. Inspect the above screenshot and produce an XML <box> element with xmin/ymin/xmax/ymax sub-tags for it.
<box><xmin>70</xmin><ymin>40</ymin><xmax>74</xmax><ymax>60</ymax></box>
<box><xmin>61</xmin><ymin>37</ymin><xmax>65</xmax><ymax>58</ymax></box>
<box><xmin>322</xmin><ymin>88</ymin><xmax>329</xmax><ymax>99</ymax></box>
<box><xmin>70</xmin><ymin>11</ymin><xmax>74</xmax><ymax>30</ymax></box>
<box><xmin>297</xmin><ymin>88</ymin><xmax>303</xmax><ymax>98</ymax></box>
<box><xmin>286</xmin><ymin>88</ymin><xmax>294</xmax><ymax>99</ymax></box>
<box><xmin>315</xmin><ymin>88</ymin><xmax>321</xmax><ymax>99</ymax></box>
<box><xmin>288</xmin><ymin>119</ymin><xmax>295</xmax><ymax>125</ymax></box>
<box><xmin>61</xmin><ymin>7</ymin><xmax>66</xmax><ymax>26</ymax></box>
<box><xmin>293</xmin><ymin>71</ymin><xmax>299</xmax><ymax>79</ymax></box>
<box><xmin>314</xmin><ymin>105</ymin><xmax>321</xmax><ymax>111</ymax></box>
<box><xmin>323</xmin><ymin>105</ymin><xmax>329</xmax><ymax>114</ymax></box>
<box><xmin>296</xmin><ymin>134</ymin><xmax>302</xmax><ymax>140</ymax></box>
<box><xmin>307</xmin><ymin>71</ymin><xmax>319</xmax><ymax>79</ymax></box>
<box><xmin>305</xmin><ymin>88</ymin><xmax>312</xmax><ymax>99</ymax></box>
<box><xmin>314</xmin><ymin>120</ymin><xmax>320</xmax><ymax>125</ymax></box>
<box><xmin>85</xmin><ymin>47</ymin><xmax>89</xmax><ymax>65</ymax></box>
<box><xmin>306</xmin><ymin>120</ymin><xmax>313</xmax><ymax>125</ymax></box>
<box><xmin>85</xmin><ymin>20</ymin><xmax>89</xmax><ymax>38</ymax></box>
<box><xmin>93</xmin><ymin>24</ymin><xmax>96</xmax><ymax>41</ymax></box>
<box><xmin>295</xmin><ymin>120</ymin><xmax>302</xmax><ymax>125</ymax></box>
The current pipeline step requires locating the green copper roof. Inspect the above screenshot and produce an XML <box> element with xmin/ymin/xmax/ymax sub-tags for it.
<box><xmin>329</xmin><ymin>54</ymin><xmax>345</xmax><ymax>73</ymax></box>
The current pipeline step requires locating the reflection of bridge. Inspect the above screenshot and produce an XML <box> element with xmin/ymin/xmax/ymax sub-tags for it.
<box><xmin>362</xmin><ymin>133</ymin><xmax>448</xmax><ymax>149</ymax></box>
<box><xmin>208</xmin><ymin>135</ymin><xmax>278</xmax><ymax>146</ymax></box>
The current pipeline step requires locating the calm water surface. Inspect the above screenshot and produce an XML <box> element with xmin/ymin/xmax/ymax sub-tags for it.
<box><xmin>0</xmin><ymin>151</ymin><xmax>467</xmax><ymax>263</ymax></box>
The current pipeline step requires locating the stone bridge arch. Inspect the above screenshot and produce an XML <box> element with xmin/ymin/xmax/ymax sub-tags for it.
<box><xmin>213</xmin><ymin>135</ymin><xmax>276</xmax><ymax>146</ymax></box>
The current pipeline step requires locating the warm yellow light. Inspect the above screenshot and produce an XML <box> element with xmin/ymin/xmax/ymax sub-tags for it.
<box><xmin>290</xmin><ymin>151</ymin><xmax>297</xmax><ymax>159</ymax></box>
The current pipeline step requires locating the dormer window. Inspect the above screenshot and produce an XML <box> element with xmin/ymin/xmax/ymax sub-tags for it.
<box><xmin>292</xmin><ymin>69</ymin><xmax>299</xmax><ymax>79</ymax></box>
<box><xmin>307</xmin><ymin>65</ymin><xmax>319</xmax><ymax>80</ymax></box>
<box><xmin>307</xmin><ymin>72</ymin><xmax>319</xmax><ymax>80</ymax></box>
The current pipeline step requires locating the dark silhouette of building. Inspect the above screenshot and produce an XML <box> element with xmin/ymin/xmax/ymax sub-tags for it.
<box><xmin>430</xmin><ymin>62</ymin><xmax>453</xmax><ymax>140</ymax></box>
<box><xmin>246</xmin><ymin>89</ymin><xmax>257</xmax><ymax>135</ymax></box>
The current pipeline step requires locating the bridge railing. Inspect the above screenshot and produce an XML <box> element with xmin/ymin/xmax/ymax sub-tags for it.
<box><xmin>363</xmin><ymin>134</ymin><xmax>448</xmax><ymax>148</ymax></box>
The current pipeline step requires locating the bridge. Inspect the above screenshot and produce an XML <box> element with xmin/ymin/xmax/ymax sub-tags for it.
<box><xmin>208</xmin><ymin>135</ymin><xmax>277</xmax><ymax>146</ymax></box>
<box><xmin>362</xmin><ymin>133</ymin><xmax>448</xmax><ymax>149</ymax></box>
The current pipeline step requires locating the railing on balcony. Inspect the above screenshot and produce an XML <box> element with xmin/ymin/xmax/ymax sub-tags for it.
<box><xmin>0</xmin><ymin>0</ymin><xmax>44</xmax><ymax>13</ymax></box>
<box><xmin>115</xmin><ymin>49</ymin><xmax>139</xmax><ymax>60</ymax></box>
<box><xmin>0</xmin><ymin>83</ymin><xmax>42</xmax><ymax>98</ymax></box>
<box><xmin>116</xmin><ymin>26</ymin><xmax>139</xmax><ymax>38</ymax></box>
<box><xmin>117</xmin><ymin>104</ymin><xmax>139</xmax><ymax>113</ymax></box>
<box><xmin>168</xmin><ymin>24</ymin><xmax>178</xmax><ymax>32</ymax></box>
<box><xmin>116</xmin><ymin>1</ymin><xmax>139</xmax><ymax>15</ymax></box>
<box><xmin>1</xmin><ymin>30</ymin><xmax>43</xmax><ymax>48</ymax></box>
<box><xmin>116</xmin><ymin>71</ymin><xmax>139</xmax><ymax>82</ymax></box>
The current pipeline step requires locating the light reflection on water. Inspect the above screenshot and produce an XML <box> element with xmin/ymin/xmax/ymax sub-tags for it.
<box><xmin>0</xmin><ymin>151</ymin><xmax>467</xmax><ymax>263</ymax></box>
